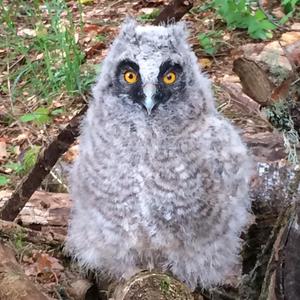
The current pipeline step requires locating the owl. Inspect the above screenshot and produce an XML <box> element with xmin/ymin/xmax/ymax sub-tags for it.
<box><xmin>66</xmin><ymin>19</ymin><xmax>252</xmax><ymax>290</ymax></box>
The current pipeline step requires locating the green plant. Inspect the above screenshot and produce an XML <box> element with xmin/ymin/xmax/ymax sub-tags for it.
<box><xmin>280</xmin><ymin>0</ymin><xmax>300</xmax><ymax>23</ymax></box>
<box><xmin>0</xmin><ymin>0</ymin><xmax>92</xmax><ymax>105</ymax></box>
<box><xmin>191</xmin><ymin>1</ymin><xmax>214</xmax><ymax>14</ymax></box>
<box><xmin>282</xmin><ymin>0</ymin><xmax>300</xmax><ymax>13</ymax></box>
<box><xmin>20</xmin><ymin>107</ymin><xmax>64</xmax><ymax>125</ymax></box>
<box><xmin>13</xmin><ymin>230</ymin><xmax>26</xmax><ymax>251</ymax></box>
<box><xmin>95</xmin><ymin>34</ymin><xmax>106</xmax><ymax>42</ymax></box>
<box><xmin>198</xmin><ymin>30</ymin><xmax>223</xmax><ymax>55</ymax></box>
<box><xmin>212</xmin><ymin>0</ymin><xmax>277</xmax><ymax>39</ymax></box>
<box><xmin>22</xmin><ymin>146</ymin><xmax>41</xmax><ymax>173</ymax></box>
<box><xmin>160</xmin><ymin>277</ymin><xmax>171</xmax><ymax>294</ymax></box>
<box><xmin>138</xmin><ymin>9</ymin><xmax>160</xmax><ymax>21</ymax></box>
<box><xmin>0</xmin><ymin>175</ymin><xmax>9</xmax><ymax>186</ymax></box>
<box><xmin>4</xmin><ymin>162</ymin><xmax>23</xmax><ymax>174</ymax></box>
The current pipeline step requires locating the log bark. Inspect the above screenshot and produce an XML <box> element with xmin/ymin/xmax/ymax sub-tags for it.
<box><xmin>0</xmin><ymin>219</ymin><xmax>64</xmax><ymax>247</ymax></box>
<box><xmin>0</xmin><ymin>242</ymin><xmax>50</xmax><ymax>300</ymax></box>
<box><xmin>232</xmin><ymin>58</ymin><xmax>275</xmax><ymax>106</ymax></box>
<box><xmin>0</xmin><ymin>0</ymin><xmax>194</xmax><ymax>223</ymax></box>
<box><xmin>262</xmin><ymin>202</ymin><xmax>300</xmax><ymax>300</ymax></box>
<box><xmin>232</xmin><ymin>41</ymin><xmax>300</xmax><ymax>133</ymax></box>
<box><xmin>0</xmin><ymin>191</ymin><xmax>69</xmax><ymax>245</ymax></box>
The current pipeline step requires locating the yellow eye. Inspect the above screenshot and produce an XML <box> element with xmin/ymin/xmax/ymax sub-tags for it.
<box><xmin>124</xmin><ymin>71</ymin><xmax>138</xmax><ymax>84</ymax></box>
<box><xmin>163</xmin><ymin>71</ymin><xmax>176</xmax><ymax>85</ymax></box>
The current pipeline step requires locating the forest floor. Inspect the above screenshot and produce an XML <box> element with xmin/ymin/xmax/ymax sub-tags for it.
<box><xmin>0</xmin><ymin>0</ymin><xmax>300</xmax><ymax>299</ymax></box>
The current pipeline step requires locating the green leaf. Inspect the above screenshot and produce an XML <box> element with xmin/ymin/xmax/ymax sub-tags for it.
<box><xmin>4</xmin><ymin>162</ymin><xmax>23</xmax><ymax>174</ymax></box>
<box><xmin>255</xmin><ymin>10</ymin><xmax>267</xmax><ymax>21</ymax></box>
<box><xmin>279</xmin><ymin>10</ymin><xmax>294</xmax><ymax>24</ymax></box>
<box><xmin>23</xmin><ymin>146</ymin><xmax>41</xmax><ymax>173</ymax></box>
<box><xmin>50</xmin><ymin>108</ymin><xmax>64</xmax><ymax>116</ymax></box>
<box><xmin>212</xmin><ymin>0</ymin><xmax>277</xmax><ymax>40</ymax></box>
<box><xmin>20</xmin><ymin>114</ymin><xmax>38</xmax><ymax>123</ymax></box>
<box><xmin>0</xmin><ymin>175</ymin><xmax>9</xmax><ymax>186</ymax></box>
<box><xmin>20</xmin><ymin>107</ymin><xmax>51</xmax><ymax>125</ymax></box>
<box><xmin>259</xmin><ymin>20</ymin><xmax>277</xmax><ymax>30</ymax></box>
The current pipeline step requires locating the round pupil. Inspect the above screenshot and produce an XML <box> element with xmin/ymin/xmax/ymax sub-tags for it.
<box><xmin>167</xmin><ymin>74</ymin><xmax>173</xmax><ymax>80</ymax></box>
<box><xmin>128</xmin><ymin>73</ymin><xmax>134</xmax><ymax>79</ymax></box>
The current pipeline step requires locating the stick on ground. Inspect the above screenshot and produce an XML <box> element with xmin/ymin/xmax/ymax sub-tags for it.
<box><xmin>0</xmin><ymin>106</ymin><xmax>87</xmax><ymax>221</ymax></box>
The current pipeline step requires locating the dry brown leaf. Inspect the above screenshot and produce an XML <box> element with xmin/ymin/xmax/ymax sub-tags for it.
<box><xmin>286</xmin><ymin>40</ymin><xmax>300</xmax><ymax>67</ymax></box>
<box><xmin>63</xmin><ymin>145</ymin><xmax>79</xmax><ymax>163</ymax></box>
<box><xmin>280</xmin><ymin>32</ymin><xmax>300</xmax><ymax>46</ymax></box>
<box><xmin>11</xmin><ymin>133</ymin><xmax>29</xmax><ymax>143</ymax></box>
<box><xmin>140</xmin><ymin>8</ymin><xmax>156</xmax><ymax>14</ymax></box>
<box><xmin>198</xmin><ymin>58</ymin><xmax>213</xmax><ymax>69</ymax></box>
<box><xmin>0</xmin><ymin>141</ymin><xmax>7</xmax><ymax>160</ymax></box>
<box><xmin>36</xmin><ymin>253</ymin><xmax>53</xmax><ymax>274</ymax></box>
<box><xmin>85</xmin><ymin>42</ymin><xmax>106</xmax><ymax>58</ymax></box>
<box><xmin>17</xmin><ymin>28</ymin><xmax>37</xmax><ymax>37</ymax></box>
<box><xmin>83</xmin><ymin>24</ymin><xmax>112</xmax><ymax>34</ymax></box>
<box><xmin>291</xmin><ymin>23</ymin><xmax>300</xmax><ymax>31</ymax></box>
<box><xmin>24</xmin><ymin>252</ymin><xmax>65</xmax><ymax>284</ymax></box>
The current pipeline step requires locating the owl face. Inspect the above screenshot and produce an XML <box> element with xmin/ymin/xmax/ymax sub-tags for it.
<box><xmin>94</xmin><ymin>20</ymin><xmax>213</xmax><ymax>122</ymax></box>
<box><xmin>113</xmin><ymin>58</ymin><xmax>186</xmax><ymax>115</ymax></box>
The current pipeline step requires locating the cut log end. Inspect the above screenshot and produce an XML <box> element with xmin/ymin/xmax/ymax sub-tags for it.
<box><xmin>112</xmin><ymin>271</ymin><xmax>193</xmax><ymax>300</ymax></box>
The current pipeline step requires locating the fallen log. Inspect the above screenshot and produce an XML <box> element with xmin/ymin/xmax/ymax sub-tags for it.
<box><xmin>233</xmin><ymin>58</ymin><xmax>275</xmax><ymax>107</ymax></box>
<box><xmin>232</xmin><ymin>40</ymin><xmax>300</xmax><ymax>135</ymax></box>
<box><xmin>0</xmin><ymin>219</ymin><xmax>64</xmax><ymax>247</ymax></box>
<box><xmin>0</xmin><ymin>242</ymin><xmax>50</xmax><ymax>300</ymax></box>
<box><xmin>262</xmin><ymin>202</ymin><xmax>300</xmax><ymax>300</ymax></box>
<box><xmin>0</xmin><ymin>191</ymin><xmax>70</xmax><ymax>237</ymax></box>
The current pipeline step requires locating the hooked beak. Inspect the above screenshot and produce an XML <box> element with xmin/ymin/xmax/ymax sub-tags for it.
<box><xmin>143</xmin><ymin>83</ymin><xmax>156</xmax><ymax>115</ymax></box>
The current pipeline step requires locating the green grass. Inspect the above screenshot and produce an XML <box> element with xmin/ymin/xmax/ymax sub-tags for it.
<box><xmin>0</xmin><ymin>0</ymin><xmax>95</xmax><ymax>107</ymax></box>
<box><xmin>0</xmin><ymin>0</ymin><xmax>98</xmax><ymax>187</ymax></box>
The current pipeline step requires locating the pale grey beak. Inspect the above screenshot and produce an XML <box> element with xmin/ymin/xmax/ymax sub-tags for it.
<box><xmin>143</xmin><ymin>83</ymin><xmax>156</xmax><ymax>115</ymax></box>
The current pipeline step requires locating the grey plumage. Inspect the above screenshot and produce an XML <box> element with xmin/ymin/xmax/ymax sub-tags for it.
<box><xmin>66</xmin><ymin>19</ymin><xmax>252</xmax><ymax>289</ymax></box>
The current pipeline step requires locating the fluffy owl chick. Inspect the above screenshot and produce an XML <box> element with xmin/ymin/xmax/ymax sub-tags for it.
<box><xmin>66</xmin><ymin>19</ymin><xmax>252</xmax><ymax>290</ymax></box>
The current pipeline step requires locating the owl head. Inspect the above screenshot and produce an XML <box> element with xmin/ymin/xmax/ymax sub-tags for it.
<box><xmin>92</xmin><ymin>19</ymin><xmax>215</xmax><ymax>124</ymax></box>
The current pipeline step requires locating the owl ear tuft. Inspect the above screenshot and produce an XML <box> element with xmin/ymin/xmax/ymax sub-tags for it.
<box><xmin>171</xmin><ymin>22</ymin><xmax>189</xmax><ymax>41</ymax></box>
<box><xmin>119</xmin><ymin>17</ymin><xmax>137</xmax><ymax>39</ymax></box>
